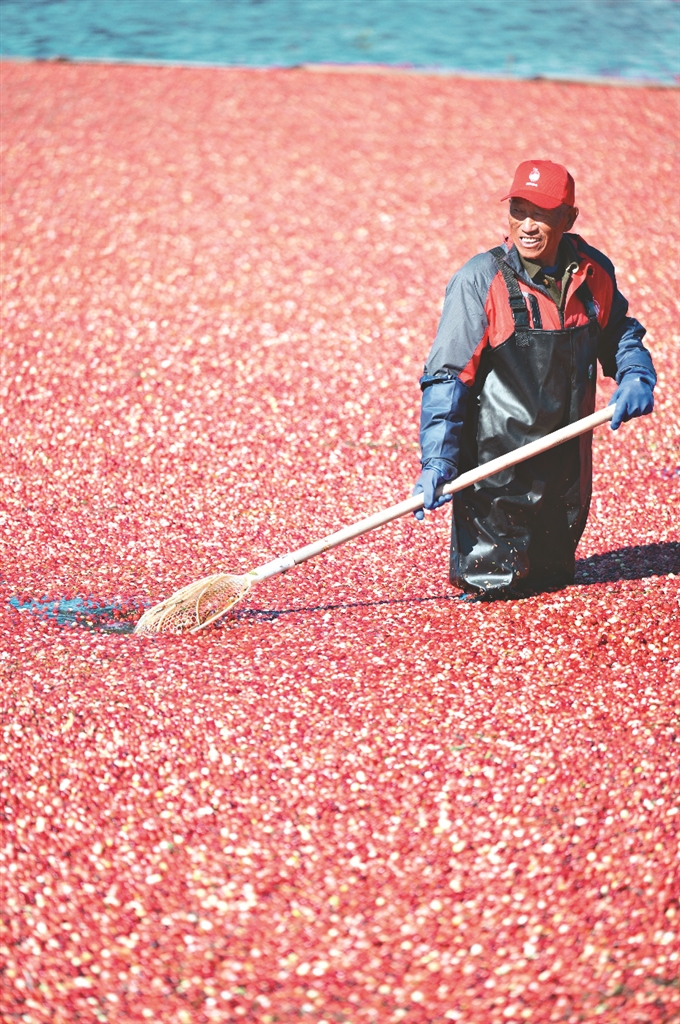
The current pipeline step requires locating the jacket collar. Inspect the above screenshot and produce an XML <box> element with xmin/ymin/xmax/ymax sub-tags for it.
<box><xmin>501</xmin><ymin>233</ymin><xmax>594</xmax><ymax>287</ymax></box>
<box><xmin>501</xmin><ymin>238</ymin><xmax>524</xmax><ymax>275</ymax></box>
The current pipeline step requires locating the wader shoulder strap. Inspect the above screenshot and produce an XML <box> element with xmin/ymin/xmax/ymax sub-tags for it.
<box><xmin>575</xmin><ymin>280</ymin><xmax>599</xmax><ymax>321</ymax></box>
<box><xmin>489</xmin><ymin>246</ymin><xmax>530</xmax><ymax>328</ymax></box>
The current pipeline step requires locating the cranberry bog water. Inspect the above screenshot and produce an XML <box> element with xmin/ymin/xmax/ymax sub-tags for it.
<box><xmin>2</xmin><ymin>62</ymin><xmax>679</xmax><ymax>1024</ymax></box>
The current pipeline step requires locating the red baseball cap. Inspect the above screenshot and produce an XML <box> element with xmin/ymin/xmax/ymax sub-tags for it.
<box><xmin>500</xmin><ymin>160</ymin><xmax>576</xmax><ymax>209</ymax></box>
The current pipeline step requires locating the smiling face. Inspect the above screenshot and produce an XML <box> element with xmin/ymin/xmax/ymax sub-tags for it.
<box><xmin>508</xmin><ymin>198</ymin><xmax>579</xmax><ymax>267</ymax></box>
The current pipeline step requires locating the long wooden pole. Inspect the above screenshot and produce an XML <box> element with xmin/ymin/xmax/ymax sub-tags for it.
<box><xmin>249</xmin><ymin>405</ymin><xmax>614</xmax><ymax>582</ymax></box>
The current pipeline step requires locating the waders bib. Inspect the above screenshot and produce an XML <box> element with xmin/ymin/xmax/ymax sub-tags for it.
<box><xmin>451</xmin><ymin>247</ymin><xmax>602</xmax><ymax>594</ymax></box>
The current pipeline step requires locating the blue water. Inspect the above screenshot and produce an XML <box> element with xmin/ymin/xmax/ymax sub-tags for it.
<box><xmin>9</xmin><ymin>595</ymin><xmax>143</xmax><ymax>634</ymax></box>
<box><xmin>1</xmin><ymin>0</ymin><xmax>678</xmax><ymax>84</ymax></box>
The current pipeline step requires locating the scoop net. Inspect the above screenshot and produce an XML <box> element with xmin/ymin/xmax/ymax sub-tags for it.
<box><xmin>133</xmin><ymin>408</ymin><xmax>614</xmax><ymax>638</ymax></box>
<box><xmin>134</xmin><ymin>573</ymin><xmax>252</xmax><ymax>636</ymax></box>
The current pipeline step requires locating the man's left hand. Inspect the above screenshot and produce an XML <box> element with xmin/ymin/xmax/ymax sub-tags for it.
<box><xmin>609</xmin><ymin>376</ymin><xmax>654</xmax><ymax>430</ymax></box>
<box><xmin>412</xmin><ymin>463</ymin><xmax>456</xmax><ymax>521</ymax></box>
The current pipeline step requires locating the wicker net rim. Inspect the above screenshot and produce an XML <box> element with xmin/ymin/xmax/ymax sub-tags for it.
<box><xmin>134</xmin><ymin>572</ymin><xmax>252</xmax><ymax>635</ymax></box>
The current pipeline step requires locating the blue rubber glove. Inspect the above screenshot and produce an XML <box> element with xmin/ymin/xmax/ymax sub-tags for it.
<box><xmin>413</xmin><ymin>459</ymin><xmax>457</xmax><ymax>521</ymax></box>
<box><xmin>412</xmin><ymin>375</ymin><xmax>470</xmax><ymax>521</ymax></box>
<box><xmin>609</xmin><ymin>374</ymin><xmax>654</xmax><ymax>431</ymax></box>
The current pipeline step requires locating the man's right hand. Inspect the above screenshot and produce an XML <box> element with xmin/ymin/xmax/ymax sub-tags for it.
<box><xmin>412</xmin><ymin>461</ymin><xmax>457</xmax><ymax>521</ymax></box>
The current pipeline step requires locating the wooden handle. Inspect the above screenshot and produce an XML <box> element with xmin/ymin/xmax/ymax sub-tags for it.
<box><xmin>441</xmin><ymin>404</ymin><xmax>614</xmax><ymax>497</ymax></box>
<box><xmin>250</xmin><ymin>405</ymin><xmax>614</xmax><ymax>581</ymax></box>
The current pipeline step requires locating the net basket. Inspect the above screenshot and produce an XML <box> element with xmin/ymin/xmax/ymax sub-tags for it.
<box><xmin>134</xmin><ymin>573</ymin><xmax>251</xmax><ymax>636</ymax></box>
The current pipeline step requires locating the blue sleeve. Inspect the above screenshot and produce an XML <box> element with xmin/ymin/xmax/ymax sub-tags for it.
<box><xmin>608</xmin><ymin>305</ymin><xmax>657</xmax><ymax>387</ymax></box>
<box><xmin>603</xmin><ymin>286</ymin><xmax>656</xmax><ymax>386</ymax></box>
<box><xmin>418</xmin><ymin>376</ymin><xmax>471</xmax><ymax>469</ymax></box>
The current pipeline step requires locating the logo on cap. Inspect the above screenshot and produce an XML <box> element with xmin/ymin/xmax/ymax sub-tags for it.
<box><xmin>528</xmin><ymin>167</ymin><xmax>541</xmax><ymax>183</ymax></box>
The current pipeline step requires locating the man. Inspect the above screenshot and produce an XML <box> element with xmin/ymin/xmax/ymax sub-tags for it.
<box><xmin>413</xmin><ymin>159</ymin><xmax>656</xmax><ymax>599</ymax></box>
